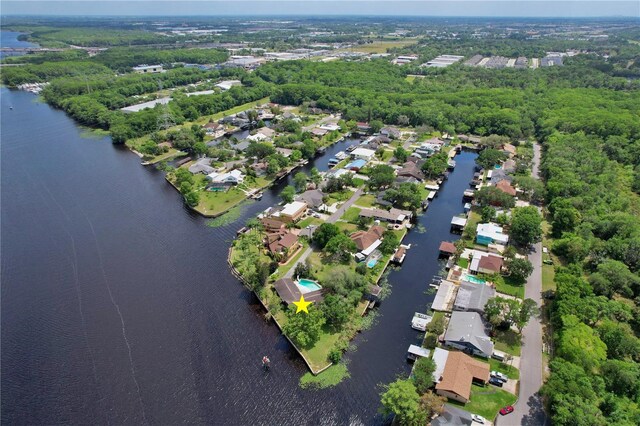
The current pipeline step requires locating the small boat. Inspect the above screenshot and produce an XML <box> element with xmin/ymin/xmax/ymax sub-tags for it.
<box><xmin>9</xmin><ymin>106</ymin><xmax>13</xmax><ymax>110</ymax></box>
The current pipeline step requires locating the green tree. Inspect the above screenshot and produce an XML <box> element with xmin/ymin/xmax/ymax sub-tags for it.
<box><xmin>514</xmin><ymin>298</ymin><xmax>538</xmax><ymax>334</ymax></box>
<box><xmin>280</xmin><ymin>185</ymin><xmax>295</xmax><ymax>203</ymax></box>
<box><xmin>324</xmin><ymin>233</ymin><xmax>357</xmax><ymax>263</ymax></box>
<box><xmin>419</xmin><ymin>391</ymin><xmax>446</xmax><ymax>419</ymax></box>
<box><xmin>320</xmin><ymin>294</ymin><xmax>352</xmax><ymax>329</ymax></box>
<box><xmin>557</xmin><ymin>315</ymin><xmax>608</xmax><ymax>372</ymax></box>
<box><xmin>282</xmin><ymin>305</ymin><xmax>326</xmax><ymax>348</ymax></box>
<box><xmin>600</xmin><ymin>359</ymin><xmax>640</xmax><ymax>399</ymax></box>
<box><xmin>310</xmin><ymin>167</ymin><xmax>321</xmax><ymax>185</ymax></box>
<box><xmin>421</xmin><ymin>152</ymin><xmax>448</xmax><ymax>179</ymax></box>
<box><xmin>379</xmin><ymin>231</ymin><xmax>400</xmax><ymax>255</ymax></box>
<box><xmin>477</xmin><ymin>148</ymin><xmax>508</xmax><ymax>169</ymax></box>
<box><xmin>383</xmin><ymin>183</ymin><xmax>422</xmax><ymax>210</ymax></box>
<box><xmin>412</xmin><ymin>357</ymin><xmax>436</xmax><ymax>394</ymax></box>
<box><xmin>313</xmin><ymin>223</ymin><xmax>341</xmax><ymax>249</ymax></box>
<box><xmin>184</xmin><ymin>191</ymin><xmax>199</xmax><ymax>207</ymax></box>
<box><xmin>505</xmin><ymin>257</ymin><xmax>534</xmax><ymax>282</ymax></box>
<box><xmin>368</xmin><ymin>165</ymin><xmax>395</xmax><ymax>190</ymax></box>
<box><xmin>475</xmin><ymin>186</ymin><xmax>515</xmax><ymax>208</ymax></box>
<box><xmin>510</xmin><ymin>206</ymin><xmax>542</xmax><ymax>247</ymax></box>
<box><xmin>370</xmin><ymin>119</ymin><xmax>384</xmax><ymax>133</ymax></box>
<box><xmin>480</xmin><ymin>206</ymin><xmax>496</xmax><ymax>222</ymax></box>
<box><xmin>293</xmin><ymin>171</ymin><xmax>308</xmax><ymax>192</ymax></box>
<box><xmin>380</xmin><ymin>379</ymin><xmax>425</xmax><ymax>426</ymax></box>
<box><xmin>394</xmin><ymin>146</ymin><xmax>409</xmax><ymax>163</ymax></box>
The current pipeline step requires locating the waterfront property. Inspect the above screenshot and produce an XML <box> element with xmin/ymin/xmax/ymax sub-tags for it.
<box><xmin>435</xmin><ymin>351</ymin><xmax>490</xmax><ymax>404</ymax></box>
<box><xmin>273</xmin><ymin>278</ymin><xmax>324</xmax><ymax>305</ymax></box>
<box><xmin>476</xmin><ymin>222</ymin><xmax>509</xmax><ymax>245</ymax></box>
<box><xmin>453</xmin><ymin>281</ymin><xmax>496</xmax><ymax>314</ymax></box>
<box><xmin>277</xmin><ymin>201</ymin><xmax>308</xmax><ymax>223</ymax></box>
<box><xmin>443</xmin><ymin>311</ymin><xmax>494</xmax><ymax>358</ymax></box>
<box><xmin>431</xmin><ymin>404</ymin><xmax>476</xmax><ymax>426</ymax></box>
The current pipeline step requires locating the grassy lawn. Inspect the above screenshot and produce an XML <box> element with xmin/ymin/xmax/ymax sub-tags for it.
<box><xmin>494</xmin><ymin>275</ymin><xmax>525</xmax><ymax>299</ymax></box>
<box><xmin>344</xmin><ymin>39</ymin><xmax>417</xmax><ymax>53</ymax></box>
<box><xmin>463</xmin><ymin>211</ymin><xmax>482</xmax><ymax>248</ymax></box>
<box><xmin>458</xmin><ymin>258</ymin><xmax>469</xmax><ymax>269</ymax></box>
<box><xmin>327</xmin><ymin>189</ymin><xmax>355</xmax><ymax>204</ymax></box>
<box><xmin>355</xmin><ymin>194</ymin><xmax>377</xmax><ymax>208</ymax></box>
<box><xmin>488</xmin><ymin>358</ymin><xmax>520</xmax><ymax>381</ymax></box>
<box><xmin>195</xmin><ymin>187</ymin><xmax>248</xmax><ymax>216</ymax></box>
<box><xmin>299</xmin><ymin>363</ymin><xmax>350</xmax><ymax>389</ymax></box>
<box><xmin>450</xmin><ymin>384</ymin><xmax>518</xmax><ymax>420</ymax></box>
<box><xmin>335</xmin><ymin>221</ymin><xmax>358</xmax><ymax>233</ymax></box>
<box><xmin>341</xmin><ymin>206</ymin><xmax>362</xmax><ymax>223</ymax></box>
<box><xmin>493</xmin><ymin>329</ymin><xmax>522</xmax><ymax>356</ymax></box>
<box><xmin>298</xmin><ymin>216</ymin><xmax>323</xmax><ymax>228</ymax></box>
<box><xmin>542</xmin><ymin>263</ymin><xmax>556</xmax><ymax>292</ymax></box>
<box><xmin>147</xmin><ymin>149</ymin><xmax>186</xmax><ymax>164</ymax></box>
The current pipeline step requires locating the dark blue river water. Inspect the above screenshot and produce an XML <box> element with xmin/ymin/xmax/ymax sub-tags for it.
<box><xmin>1</xmin><ymin>82</ymin><xmax>477</xmax><ymax>425</ymax></box>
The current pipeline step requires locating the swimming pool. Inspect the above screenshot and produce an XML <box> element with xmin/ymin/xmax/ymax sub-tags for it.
<box><xmin>494</xmin><ymin>165</ymin><xmax>502</xmax><ymax>169</ymax></box>
<box><xmin>367</xmin><ymin>258</ymin><xmax>378</xmax><ymax>268</ymax></box>
<box><xmin>462</xmin><ymin>274</ymin><xmax>486</xmax><ymax>284</ymax></box>
<box><xmin>297</xmin><ymin>278</ymin><xmax>322</xmax><ymax>293</ymax></box>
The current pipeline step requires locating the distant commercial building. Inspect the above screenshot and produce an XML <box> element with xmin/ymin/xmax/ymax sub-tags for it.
<box><xmin>132</xmin><ymin>64</ymin><xmax>163</xmax><ymax>74</ymax></box>
<box><xmin>421</xmin><ymin>54</ymin><xmax>465</xmax><ymax>68</ymax></box>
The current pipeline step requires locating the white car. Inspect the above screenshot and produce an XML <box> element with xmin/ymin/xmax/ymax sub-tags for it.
<box><xmin>491</xmin><ymin>371</ymin><xmax>508</xmax><ymax>382</ymax></box>
<box><xmin>472</xmin><ymin>414</ymin><xmax>486</xmax><ymax>423</ymax></box>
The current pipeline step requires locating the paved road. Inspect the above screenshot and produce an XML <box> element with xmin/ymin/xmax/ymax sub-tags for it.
<box><xmin>498</xmin><ymin>142</ymin><xmax>548</xmax><ymax>426</ymax></box>
<box><xmin>284</xmin><ymin>188</ymin><xmax>363</xmax><ymax>278</ymax></box>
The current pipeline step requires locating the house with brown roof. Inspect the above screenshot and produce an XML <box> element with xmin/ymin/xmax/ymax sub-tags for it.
<box><xmin>261</xmin><ymin>217</ymin><xmax>286</xmax><ymax>233</ymax></box>
<box><xmin>477</xmin><ymin>254</ymin><xmax>504</xmax><ymax>275</ymax></box>
<box><xmin>273</xmin><ymin>278</ymin><xmax>324</xmax><ymax>305</ymax></box>
<box><xmin>435</xmin><ymin>351</ymin><xmax>490</xmax><ymax>403</ymax></box>
<box><xmin>501</xmin><ymin>143</ymin><xmax>517</xmax><ymax>158</ymax></box>
<box><xmin>267</xmin><ymin>232</ymin><xmax>300</xmax><ymax>260</ymax></box>
<box><xmin>350</xmin><ymin>225</ymin><xmax>385</xmax><ymax>253</ymax></box>
<box><xmin>397</xmin><ymin>163</ymin><xmax>425</xmax><ymax>181</ymax></box>
<box><xmin>495</xmin><ymin>180</ymin><xmax>517</xmax><ymax>196</ymax></box>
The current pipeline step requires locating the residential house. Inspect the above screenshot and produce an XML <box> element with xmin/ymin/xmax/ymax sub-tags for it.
<box><xmin>453</xmin><ymin>281</ymin><xmax>496</xmax><ymax>314</ymax></box>
<box><xmin>206</xmin><ymin>169</ymin><xmax>244</xmax><ymax>185</ymax></box>
<box><xmin>431</xmin><ymin>405</ymin><xmax>475</xmax><ymax>426</ymax></box>
<box><xmin>495</xmin><ymin>179</ymin><xmax>517</xmax><ymax>196</ymax></box>
<box><xmin>261</xmin><ymin>217</ymin><xmax>286</xmax><ymax>233</ymax></box>
<box><xmin>359</xmin><ymin>207</ymin><xmax>412</xmax><ymax>224</ymax></box>
<box><xmin>443</xmin><ymin>311</ymin><xmax>494</xmax><ymax>358</ymax></box>
<box><xmin>356</xmin><ymin>122</ymin><xmax>371</xmax><ymax>133</ymax></box>
<box><xmin>297</xmin><ymin>189</ymin><xmax>325</xmax><ymax>210</ymax></box>
<box><xmin>397</xmin><ymin>162</ymin><xmax>425</xmax><ymax>181</ymax></box>
<box><xmin>319</xmin><ymin>123</ymin><xmax>340</xmax><ymax>132</ymax></box>
<box><xmin>188</xmin><ymin>157</ymin><xmax>216</xmax><ymax>175</ymax></box>
<box><xmin>231</xmin><ymin>140</ymin><xmax>250</xmax><ymax>153</ymax></box>
<box><xmin>435</xmin><ymin>351</ymin><xmax>490</xmax><ymax>403</ymax></box>
<box><xmin>266</xmin><ymin>231</ymin><xmax>300</xmax><ymax>260</ymax></box>
<box><xmin>380</xmin><ymin>126</ymin><xmax>401</xmax><ymax>139</ymax></box>
<box><xmin>490</xmin><ymin>169</ymin><xmax>513</xmax><ymax>185</ymax></box>
<box><xmin>350</xmin><ymin>147</ymin><xmax>376</xmax><ymax>161</ymax></box>
<box><xmin>311</xmin><ymin>128</ymin><xmax>329</xmax><ymax>137</ymax></box>
<box><xmin>476</xmin><ymin>223</ymin><xmax>509</xmax><ymax>245</ymax></box>
<box><xmin>273</xmin><ymin>278</ymin><xmax>324</xmax><ymax>305</ymax></box>
<box><xmin>501</xmin><ymin>143</ymin><xmax>517</xmax><ymax>158</ymax></box>
<box><xmin>275</xmin><ymin>147</ymin><xmax>293</xmax><ymax>158</ymax></box>
<box><xmin>345</xmin><ymin>159</ymin><xmax>367</xmax><ymax>171</ymax></box>
<box><xmin>202</xmin><ymin>121</ymin><xmax>224</xmax><ymax>137</ymax></box>
<box><xmin>278</xmin><ymin>201</ymin><xmax>308</xmax><ymax>223</ymax></box>
<box><xmin>470</xmin><ymin>254</ymin><xmax>504</xmax><ymax>275</ymax></box>
<box><xmin>250</xmin><ymin>161</ymin><xmax>268</xmax><ymax>176</ymax></box>
<box><xmin>350</xmin><ymin>225</ymin><xmax>385</xmax><ymax>254</ymax></box>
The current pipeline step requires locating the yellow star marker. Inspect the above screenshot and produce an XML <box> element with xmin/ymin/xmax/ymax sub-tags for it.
<box><xmin>293</xmin><ymin>295</ymin><xmax>312</xmax><ymax>314</ymax></box>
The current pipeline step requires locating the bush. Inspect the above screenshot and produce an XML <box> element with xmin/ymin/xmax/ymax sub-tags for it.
<box><xmin>328</xmin><ymin>348</ymin><xmax>343</xmax><ymax>364</ymax></box>
<box><xmin>423</xmin><ymin>333</ymin><xmax>438</xmax><ymax>349</ymax></box>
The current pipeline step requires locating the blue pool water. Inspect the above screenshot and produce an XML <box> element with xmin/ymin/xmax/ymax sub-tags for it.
<box><xmin>494</xmin><ymin>165</ymin><xmax>502</xmax><ymax>169</ymax></box>
<box><xmin>367</xmin><ymin>259</ymin><xmax>378</xmax><ymax>268</ymax></box>
<box><xmin>462</xmin><ymin>274</ymin><xmax>486</xmax><ymax>284</ymax></box>
<box><xmin>297</xmin><ymin>278</ymin><xmax>322</xmax><ymax>292</ymax></box>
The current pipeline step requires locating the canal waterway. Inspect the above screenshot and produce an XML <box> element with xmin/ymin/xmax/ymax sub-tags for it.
<box><xmin>1</xmin><ymin>86</ymin><xmax>477</xmax><ymax>424</ymax></box>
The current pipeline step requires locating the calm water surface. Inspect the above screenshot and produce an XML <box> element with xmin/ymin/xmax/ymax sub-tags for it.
<box><xmin>1</xmin><ymin>85</ymin><xmax>477</xmax><ymax>424</ymax></box>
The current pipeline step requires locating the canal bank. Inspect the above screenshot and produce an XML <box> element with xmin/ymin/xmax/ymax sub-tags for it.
<box><xmin>1</xmin><ymin>83</ymin><xmax>478</xmax><ymax>424</ymax></box>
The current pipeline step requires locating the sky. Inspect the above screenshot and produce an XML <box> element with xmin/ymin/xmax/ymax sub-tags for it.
<box><xmin>1</xmin><ymin>1</ymin><xmax>639</xmax><ymax>17</ymax></box>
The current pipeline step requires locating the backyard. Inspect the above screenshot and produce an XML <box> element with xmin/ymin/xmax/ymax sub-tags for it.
<box><xmin>449</xmin><ymin>384</ymin><xmax>518</xmax><ymax>420</ymax></box>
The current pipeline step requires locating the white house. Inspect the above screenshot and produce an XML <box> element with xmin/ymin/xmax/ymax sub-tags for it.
<box><xmin>350</xmin><ymin>147</ymin><xmax>376</xmax><ymax>161</ymax></box>
<box><xmin>476</xmin><ymin>223</ymin><xmax>509</xmax><ymax>245</ymax></box>
<box><xmin>319</xmin><ymin>123</ymin><xmax>340</xmax><ymax>132</ymax></box>
<box><xmin>207</xmin><ymin>169</ymin><xmax>244</xmax><ymax>184</ymax></box>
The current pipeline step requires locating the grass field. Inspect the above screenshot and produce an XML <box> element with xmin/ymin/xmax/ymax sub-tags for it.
<box><xmin>354</xmin><ymin>194</ymin><xmax>377</xmax><ymax>208</ymax></box>
<box><xmin>341</xmin><ymin>206</ymin><xmax>362</xmax><ymax>223</ymax></box>
<box><xmin>493</xmin><ymin>329</ymin><xmax>522</xmax><ymax>356</ymax></box>
<box><xmin>450</xmin><ymin>384</ymin><xmax>518</xmax><ymax>420</ymax></box>
<box><xmin>494</xmin><ymin>275</ymin><xmax>525</xmax><ymax>299</ymax></box>
<box><xmin>345</xmin><ymin>39</ymin><xmax>418</xmax><ymax>53</ymax></box>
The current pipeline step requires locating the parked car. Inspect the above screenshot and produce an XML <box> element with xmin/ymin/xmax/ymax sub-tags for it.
<box><xmin>491</xmin><ymin>371</ymin><xmax>508</xmax><ymax>382</ymax></box>
<box><xmin>500</xmin><ymin>405</ymin><xmax>514</xmax><ymax>415</ymax></box>
<box><xmin>471</xmin><ymin>414</ymin><xmax>486</xmax><ymax>423</ymax></box>
<box><xmin>489</xmin><ymin>377</ymin><xmax>504</xmax><ymax>387</ymax></box>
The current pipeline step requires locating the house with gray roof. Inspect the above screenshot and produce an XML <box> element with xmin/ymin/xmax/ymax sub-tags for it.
<box><xmin>297</xmin><ymin>189</ymin><xmax>325</xmax><ymax>209</ymax></box>
<box><xmin>431</xmin><ymin>404</ymin><xmax>474</xmax><ymax>426</ymax></box>
<box><xmin>453</xmin><ymin>282</ymin><xmax>496</xmax><ymax>314</ymax></box>
<box><xmin>443</xmin><ymin>311</ymin><xmax>494</xmax><ymax>358</ymax></box>
<box><xmin>188</xmin><ymin>157</ymin><xmax>216</xmax><ymax>175</ymax></box>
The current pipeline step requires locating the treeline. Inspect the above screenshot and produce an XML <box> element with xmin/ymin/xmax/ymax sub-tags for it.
<box><xmin>540</xmin><ymin>128</ymin><xmax>640</xmax><ymax>424</ymax></box>
<box><xmin>11</xmin><ymin>26</ymin><xmax>178</xmax><ymax>47</ymax></box>
<box><xmin>91</xmin><ymin>47</ymin><xmax>229</xmax><ymax>72</ymax></box>
<box><xmin>0</xmin><ymin>61</ymin><xmax>111</xmax><ymax>86</ymax></box>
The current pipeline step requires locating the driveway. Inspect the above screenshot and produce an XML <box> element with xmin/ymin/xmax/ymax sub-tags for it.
<box><xmin>284</xmin><ymin>188</ymin><xmax>363</xmax><ymax>278</ymax></box>
<box><xmin>497</xmin><ymin>142</ymin><xmax>548</xmax><ymax>426</ymax></box>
